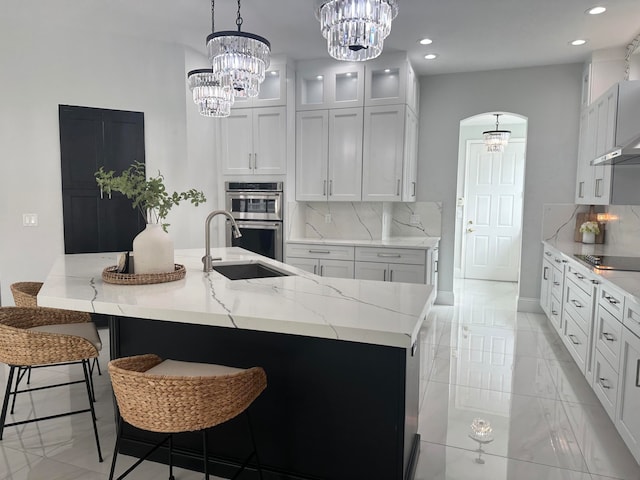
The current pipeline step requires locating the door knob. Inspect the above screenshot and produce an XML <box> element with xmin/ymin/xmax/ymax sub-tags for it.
<box><xmin>467</xmin><ymin>228</ymin><xmax>475</xmax><ymax>233</ymax></box>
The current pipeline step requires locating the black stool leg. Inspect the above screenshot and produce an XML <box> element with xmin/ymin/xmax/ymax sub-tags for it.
<box><xmin>0</xmin><ymin>366</ymin><xmax>16</xmax><ymax>440</ymax></box>
<box><xmin>9</xmin><ymin>367</ymin><xmax>22</xmax><ymax>415</ymax></box>
<box><xmin>246</xmin><ymin>411</ymin><xmax>264</xmax><ymax>480</ymax></box>
<box><xmin>202</xmin><ymin>429</ymin><xmax>209</xmax><ymax>480</ymax></box>
<box><xmin>168</xmin><ymin>433</ymin><xmax>175</xmax><ymax>480</ymax></box>
<box><xmin>109</xmin><ymin>418</ymin><xmax>123</xmax><ymax>480</ymax></box>
<box><xmin>82</xmin><ymin>359</ymin><xmax>103</xmax><ymax>462</ymax></box>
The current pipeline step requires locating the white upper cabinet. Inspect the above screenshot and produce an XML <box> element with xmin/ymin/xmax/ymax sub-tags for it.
<box><xmin>402</xmin><ymin>107</ymin><xmax>419</xmax><ymax>202</ymax></box>
<box><xmin>362</xmin><ymin>105</ymin><xmax>405</xmax><ymax>201</ymax></box>
<box><xmin>364</xmin><ymin>52</ymin><xmax>419</xmax><ymax>114</ymax></box>
<box><xmin>232</xmin><ymin>59</ymin><xmax>288</xmax><ymax>109</ymax></box>
<box><xmin>220</xmin><ymin>106</ymin><xmax>286</xmax><ymax>175</ymax></box>
<box><xmin>296</xmin><ymin>59</ymin><xmax>364</xmax><ymax>110</ymax></box>
<box><xmin>295</xmin><ymin>108</ymin><xmax>363</xmax><ymax>201</ymax></box>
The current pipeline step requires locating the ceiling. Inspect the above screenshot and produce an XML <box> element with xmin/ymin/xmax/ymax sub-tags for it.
<box><xmin>5</xmin><ymin>0</ymin><xmax>640</xmax><ymax>76</ymax></box>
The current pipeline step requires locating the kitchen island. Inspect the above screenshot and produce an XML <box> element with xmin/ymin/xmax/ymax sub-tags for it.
<box><xmin>38</xmin><ymin>248</ymin><xmax>435</xmax><ymax>480</ymax></box>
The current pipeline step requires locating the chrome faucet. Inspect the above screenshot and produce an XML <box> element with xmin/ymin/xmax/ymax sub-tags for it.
<box><xmin>203</xmin><ymin>210</ymin><xmax>242</xmax><ymax>272</ymax></box>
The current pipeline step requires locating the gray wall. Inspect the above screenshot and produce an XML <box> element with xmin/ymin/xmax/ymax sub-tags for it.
<box><xmin>418</xmin><ymin>64</ymin><xmax>583</xmax><ymax>306</ymax></box>
<box><xmin>0</xmin><ymin>19</ymin><xmax>217</xmax><ymax>303</ymax></box>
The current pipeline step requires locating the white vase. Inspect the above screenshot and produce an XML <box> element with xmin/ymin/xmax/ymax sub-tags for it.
<box><xmin>582</xmin><ymin>231</ymin><xmax>596</xmax><ymax>244</ymax></box>
<box><xmin>132</xmin><ymin>223</ymin><xmax>174</xmax><ymax>274</ymax></box>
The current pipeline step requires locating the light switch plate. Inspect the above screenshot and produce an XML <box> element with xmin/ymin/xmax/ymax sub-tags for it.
<box><xmin>23</xmin><ymin>213</ymin><xmax>38</xmax><ymax>227</ymax></box>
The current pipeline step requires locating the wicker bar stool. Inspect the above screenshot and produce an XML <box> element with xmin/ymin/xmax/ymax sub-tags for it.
<box><xmin>0</xmin><ymin>306</ymin><xmax>103</xmax><ymax>462</ymax></box>
<box><xmin>108</xmin><ymin>354</ymin><xmax>267</xmax><ymax>480</ymax></box>
<box><xmin>10</xmin><ymin>282</ymin><xmax>103</xmax><ymax>386</ymax></box>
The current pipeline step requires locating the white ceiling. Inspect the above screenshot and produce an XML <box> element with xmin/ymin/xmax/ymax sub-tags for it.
<box><xmin>5</xmin><ymin>0</ymin><xmax>640</xmax><ymax>76</ymax></box>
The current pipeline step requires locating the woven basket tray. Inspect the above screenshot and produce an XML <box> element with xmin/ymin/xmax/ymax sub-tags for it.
<box><xmin>102</xmin><ymin>264</ymin><xmax>186</xmax><ymax>285</ymax></box>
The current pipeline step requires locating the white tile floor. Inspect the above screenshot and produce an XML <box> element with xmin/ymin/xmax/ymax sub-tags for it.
<box><xmin>1</xmin><ymin>279</ymin><xmax>639</xmax><ymax>479</ymax></box>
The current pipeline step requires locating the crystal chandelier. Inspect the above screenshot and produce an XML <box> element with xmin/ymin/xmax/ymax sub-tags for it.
<box><xmin>207</xmin><ymin>0</ymin><xmax>271</xmax><ymax>98</ymax></box>
<box><xmin>315</xmin><ymin>0</ymin><xmax>399</xmax><ymax>62</ymax></box>
<box><xmin>483</xmin><ymin>114</ymin><xmax>511</xmax><ymax>153</ymax></box>
<box><xmin>187</xmin><ymin>0</ymin><xmax>234</xmax><ymax>117</ymax></box>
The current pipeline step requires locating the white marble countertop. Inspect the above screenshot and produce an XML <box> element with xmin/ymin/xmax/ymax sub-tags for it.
<box><xmin>38</xmin><ymin>248</ymin><xmax>435</xmax><ymax>349</ymax></box>
<box><xmin>543</xmin><ymin>240</ymin><xmax>640</xmax><ymax>303</ymax></box>
<box><xmin>286</xmin><ymin>236</ymin><xmax>440</xmax><ymax>249</ymax></box>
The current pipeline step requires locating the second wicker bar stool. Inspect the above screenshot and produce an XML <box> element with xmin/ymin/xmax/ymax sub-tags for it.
<box><xmin>108</xmin><ymin>354</ymin><xmax>267</xmax><ymax>480</ymax></box>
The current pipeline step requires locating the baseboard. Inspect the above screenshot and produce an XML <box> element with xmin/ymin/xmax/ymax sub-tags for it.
<box><xmin>435</xmin><ymin>291</ymin><xmax>454</xmax><ymax>306</ymax></box>
<box><xmin>517</xmin><ymin>297</ymin><xmax>543</xmax><ymax>313</ymax></box>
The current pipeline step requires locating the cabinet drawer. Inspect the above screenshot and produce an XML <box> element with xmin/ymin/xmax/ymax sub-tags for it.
<box><xmin>593</xmin><ymin>349</ymin><xmax>619</xmax><ymax>421</ymax></box>
<box><xmin>564</xmin><ymin>278</ymin><xmax>593</xmax><ymax>334</ymax></box>
<box><xmin>564</xmin><ymin>311</ymin><xmax>588</xmax><ymax>373</ymax></box>
<box><xmin>287</xmin><ymin>243</ymin><xmax>355</xmax><ymax>261</ymax></box>
<box><xmin>624</xmin><ymin>296</ymin><xmax>640</xmax><ymax>340</ymax></box>
<box><xmin>599</xmin><ymin>282</ymin><xmax>625</xmax><ymax>319</ymax></box>
<box><xmin>355</xmin><ymin>247</ymin><xmax>425</xmax><ymax>265</ymax></box>
<box><xmin>566</xmin><ymin>263</ymin><xmax>598</xmax><ymax>295</ymax></box>
<box><xmin>595</xmin><ymin>304</ymin><xmax>623</xmax><ymax>371</ymax></box>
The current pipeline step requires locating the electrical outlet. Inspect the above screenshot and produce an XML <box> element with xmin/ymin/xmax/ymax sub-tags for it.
<box><xmin>409</xmin><ymin>214</ymin><xmax>420</xmax><ymax>225</ymax></box>
<box><xmin>324</xmin><ymin>213</ymin><xmax>332</xmax><ymax>224</ymax></box>
<box><xmin>22</xmin><ymin>213</ymin><xmax>38</xmax><ymax>227</ymax></box>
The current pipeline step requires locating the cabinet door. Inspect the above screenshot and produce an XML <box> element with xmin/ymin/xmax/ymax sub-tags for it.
<box><xmin>326</xmin><ymin>63</ymin><xmax>364</xmax><ymax>109</ymax></box>
<box><xmin>540</xmin><ymin>258</ymin><xmax>552</xmax><ymax>316</ymax></box>
<box><xmin>220</xmin><ymin>110</ymin><xmax>253</xmax><ymax>175</ymax></box>
<box><xmin>616</xmin><ymin>327</ymin><xmax>640</xmax><ymax>463</ymax></box>
<box><xmin>319</xmin><ymin>259</ymin><xmax>355</xmax><ymax>279</ymax></box>
<box><xmin>388</xmin><ymin>263</ymin><xmax>426</xmax><ymax>284</ymax></box>
<box><xmin>286</xmin><ymin>257</ymin><xmax>318</xmax><ymax>274</ymax></box>
<box><xmin>328</xmin><ymin>108</ymin><xmax>363</xmax><ymax>201</ymax></box>
<box><xmin>354</xmin><ymin>261</ymin><xmax>388</xmax><ymax>282</ymax></box>
<box><xmin>362</xmin><ymin>105</ymin><xmax>405</xmax><ymax>201</ymax></box>
<box><xmin>575</xmin><ymin>109</ymin><xmax>594</xmax><ymax>204</ymax></box>
<box><xmin>364</xmin><ymin>53</ymin><xmax>408</xmax><ymax>107</ymax></box>
<box><xmin>253</xmin><ymin>106</ymin><xmax>286</xmax><ymax>175</ymax></box>
<box><xmin>296</xmin><ymin>111</ymin><xmax>329</xmax><ymax>201</ymax></box>
<box><xmin>401</xmin><ymin>107</ymin><xmax>418</xmax><ymax>201</ymax></box>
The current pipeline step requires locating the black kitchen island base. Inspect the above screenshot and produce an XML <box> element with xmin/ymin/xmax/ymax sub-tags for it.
<box><xmin>109</xmin><ymin>316</ymin><xmax>421</xmax><ymax>480</ymax></box>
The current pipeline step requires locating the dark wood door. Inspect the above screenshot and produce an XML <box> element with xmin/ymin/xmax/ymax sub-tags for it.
<box><xmin>59</xmin><ymin>105</ymin><xmax>145</xmax><ymax>254</ymax></box>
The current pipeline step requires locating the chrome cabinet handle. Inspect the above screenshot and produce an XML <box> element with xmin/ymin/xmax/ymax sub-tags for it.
<box><xmin>571</xmin><ymin>299</ymin><xmax>583</xmax><ymax>308</ymax></box>
<box><xmin>553</xmin><ymin>281</ymin><xmax>560</xmax><ymax>286</ymax></box>
<box><xmin>595</xmin><ymin>178</ymin><xmax>602</xmax><ymax>197</ymax></box>
<box><xmin>329</xmin><ymin>180</ymin><xmax>333</xmax><ymax>196</ymax></box>
<box><xmin>543</xmin><ymin>267</ymin><xmax>549</xmax><ymax>280</ymax></box>
<box><xmin>555</xmin><ymin>259</ymin><xmax>562</xmax><ymax>264</ymax></box>
<box><xmin>636</xmin><ymin>359</ymin><xmax>640</xmax><ymax>388</ymax></box>
<box><xmin>602</xmin><ymin>332</ymin><xmax>615</xmax><ymax>342</ymax></box>
<box><xmin>591</xmin><ymin>280</ymin><xmax>599</xmax><ymax>285</ymax></box>
<box><xmin>323</xmin><ymin>180</ymin><xmax>327</xmax><ymax>196</ymax></box>
<box><xmin>412</xmin><ymin>181</ymin><xmax>416</xmax><ymax>197</ymax></box>
<box><xmin>604</xmin><ymin>295</ymin><xmax>619</xmax><ymax>305</ymax></box>
<box><xmin>578</xmin><ymin>181</ymin><xmax>584</xmax><ymax>198</ymax></box>
<box><xmin>248</xmin><ymin>153</ymin><xmax>252</xmax><ymax>169</ymax></box>
<box><xmin>254</xmin><ymin>153</ymin><xmax>257</xmax><ymax>169</ymax></box>
<box><xmin>390</xmin><ymin>270</ymin><xmax>394</xmax><ymax>282</ymax></box>
<box><xmin>313</xmin><ymin>264</ymin><xmax>317</xmax><ymax>274</ymax></box>
<box><xmin>377</xmin><ymin>253</ymin><xmax>401</xmax><ymax>258</ymax></box>
<box><xmin>396</xmin><ymin>179</ymin><xmax>400</xmax><ymax>196</ymax></box>
<box><xmin>545</xmin><ymin>252</ymin><xmax>552</xmax><ymax>257</ymax></box>
<box><xmin>434</xmin><ymin>260</ymin><xmax>438</xmax><ymax>273</ymax></box>
<box><xmin>383</xmin><ymin>270</ymin><xmax>387</xmax><ymax>281</ymax></box>
<box><xmin>568</xmin><ymin>334</ymin><xmax>580</xmax><ymax>345</ymax></box>
<box><xmin>320</xmin><ymin>265</ymin><xmax>324</xmax><ymax>276</ymax></box>
<box><xmin>573</xmin><ymin>272</ymin><xmax>585</xmax><ymax>280</ymax></box>
<box><xmin>308</xmin><ymin>250</ymin><xmax>330</xmax><ymax>254</ymax></box>
<box><xmin>599</xmin><ymin>377</ymin><xmax>612</xmax><ymax>390</ymax></box>
<box><xmin>552</xmin><ymin>310</ymin><xmax>558</xmax><ymax>315</ymax></box>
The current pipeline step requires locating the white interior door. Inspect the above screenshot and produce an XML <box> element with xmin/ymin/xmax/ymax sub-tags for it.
<box><xmin>463</xmin><ymin>139</ymin><xmax>525</xmax><ymax>281</ymax></box>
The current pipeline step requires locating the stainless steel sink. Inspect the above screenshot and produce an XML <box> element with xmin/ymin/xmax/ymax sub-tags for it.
<box><xmin>211</xmin><ymin>261</ymin><xmax>292</xmax><ymax>280</ymax></box>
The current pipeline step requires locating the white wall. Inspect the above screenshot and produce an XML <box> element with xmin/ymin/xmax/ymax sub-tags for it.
<box><xmin>418</xmin><ymin>64</ymin><xmax>583</xmax><ymax>306</ymax></box>
<box><xmin>0</xmin><ymin>21</ymin><xmax>216</xmax><ymax>303</ymax></box>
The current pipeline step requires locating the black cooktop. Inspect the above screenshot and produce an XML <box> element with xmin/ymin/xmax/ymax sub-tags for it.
<box><xmin>574</xmin><ymin>254</ymin><xmax>640</xmax><ymax>272</ymax></box>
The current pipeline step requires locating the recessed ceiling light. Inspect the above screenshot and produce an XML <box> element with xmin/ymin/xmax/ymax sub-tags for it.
<box><xmin>269</xmin><ymin>71</ymin><xmax>277</xmax><ymax>75</ymax></box>
<box><xmin>424</xmin><ymin>53</ymin><xmax>438</xmax><ymax>60</ymax></box>
<box><xmin>418</xmin><ymin>38</ymin><xmax>433</xmax><ymax>45</ymax></box>
<box><xmin>570</xmin><ymin>39</ymin><xmax>587</xmax><ymax>46</ymax></box>
<box><xmin>586</xmin><ymin>6</ymin><xmax>606</xmax><ymax>14</ymax></box>
<box><xmin>316</xmin><ymin>75</ymin><xmax>323</xmax><ymax>80</ymax></box>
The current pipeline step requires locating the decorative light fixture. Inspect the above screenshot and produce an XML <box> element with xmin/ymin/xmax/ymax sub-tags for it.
<box><xmin>314</xmin><ymin>0</ymin><xmax>399</xmax><ymax>62</ymax></box>
<box><xmin>483</xmin><ymin>114</ymin><xmax>511</xmax><ymax>153</ymax></box>
<box><xmin>187</xmin><ymin>0</ymin><xmax>234</xmax><ymax>117</ymax></box>
<box><xmin>207</xmin><ymin>0</ymin><xmax>271</xmax><ymax>98</ymax></box>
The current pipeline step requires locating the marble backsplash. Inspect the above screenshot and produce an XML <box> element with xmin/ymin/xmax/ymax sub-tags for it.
<box><xmin>542</xmin><ymin>204</ymin><xmax>639</xmax><ymax>254</ymax></box>
<box><xmin>287</xmin><ymin>201</ymin><xmax>442</xmax><ymax>241</ymax></box>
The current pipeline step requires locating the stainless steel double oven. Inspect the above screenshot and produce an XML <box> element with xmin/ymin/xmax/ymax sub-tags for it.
<box><xmin>225</xmin><ymin>182</ymin><xmax>283</xmax><ymax>261</ymax></box>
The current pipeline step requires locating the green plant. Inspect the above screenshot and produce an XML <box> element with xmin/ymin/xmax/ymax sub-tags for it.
<box><xmin>95</xmin><ymin>161</ymin><xmax>206</xmax><ymax>230</ymax></box>
<box><xmin>579</xmin><ymin>221</ymin><xmax>600</xmax><ymax>235</ymax></box>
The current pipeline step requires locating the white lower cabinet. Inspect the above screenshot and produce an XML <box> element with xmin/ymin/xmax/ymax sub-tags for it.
<box><xmin>593</xmin><ymin>349</ymin><xmax>618</xmax><ymax>421</ymax></box>
<box><xmin>354</xmin><ymin>261</ymin><xmax>425</xmax><ymax>284</ymax></box>
<box><xmin>286</xmin><ymin>243</ymin><xmax>355</xmax><ymax>279</ymax></box>
<box><xmin>616</xmin><ymin>325</ymin><xmax>640</xmax><ymax>463</ymax></box>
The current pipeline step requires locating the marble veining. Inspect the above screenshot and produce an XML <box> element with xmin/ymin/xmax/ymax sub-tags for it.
<box><xmin>542</xmin><ymin>204</ymin><xmax>591</xmax><ymax>243</ymax></box>
<box><xmin>38</xmin><ymin>248</ymin><xmax>434</xmax><ymax>348</ymax></box>
<box><xmin>604</xmin><ymin>205</ymin><xmax>640</xmax><ymax>252</ymax></box>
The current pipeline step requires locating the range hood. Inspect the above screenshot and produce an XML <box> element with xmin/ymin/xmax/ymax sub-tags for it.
<box><xmin>591</xmin><ymin>136</ymin><xmax>640</xmax><ymax>165</ymax></box>
<box><xmin>590</xmin><ymin>80</ymin><xmax>640</xmax><ymax>166</ymax></box>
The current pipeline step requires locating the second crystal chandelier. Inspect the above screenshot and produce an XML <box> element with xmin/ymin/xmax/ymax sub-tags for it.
<box><xmin>207</xmin><ymin>0</ymin><xmax>271</xmax><ymax>98</ymax></box>
<box><xmin>315</xmin><ymin>0</ymin><xmax>399</xmax><ymax>62</ymax></box>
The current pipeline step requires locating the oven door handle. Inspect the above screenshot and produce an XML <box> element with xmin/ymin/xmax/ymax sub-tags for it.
<box><xmin>226</xmin><ymin>193</ymin><xmax>282</xmax><ymax>200</ymax></box>
<box><xmin>232</xmin><ymin>221</ymin><xmax>282</xmax><ymax>230</ymax></box>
